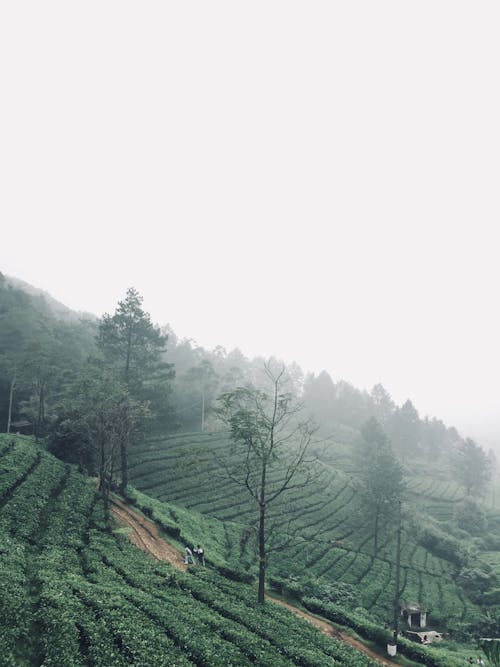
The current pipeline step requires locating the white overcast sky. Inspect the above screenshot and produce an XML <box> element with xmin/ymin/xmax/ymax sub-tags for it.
<box><xmin>1</xmin><ymin>2</ymin><xmax>499</xmax><ymax>448</ymax></box>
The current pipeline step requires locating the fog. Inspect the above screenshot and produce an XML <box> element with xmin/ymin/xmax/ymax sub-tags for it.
<box><xmin>1</xmin><ymin>2</ymin><xmax>498</xmax><ymax>449</ymax></box>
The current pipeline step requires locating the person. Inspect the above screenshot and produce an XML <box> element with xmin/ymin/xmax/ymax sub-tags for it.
<box><xmin>477</xmin><ymin>657</ymin><xmax>485</xmax><ymax>666</ymax></box>
<box><xmin>184</xmin><ymin>546</ymin><xmax>195</xmax><ymax>565</ymax></box>
<box><xmin>194</xmin><ymin>544</ymin><xmax>205</xmax><ymax>566</ymax></box>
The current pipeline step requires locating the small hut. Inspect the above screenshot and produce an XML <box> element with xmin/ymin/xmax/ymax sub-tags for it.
<box><xmin>400</xmin><ymin>602</ymin><xmax>428</xmax><ymax>629</ymax></box>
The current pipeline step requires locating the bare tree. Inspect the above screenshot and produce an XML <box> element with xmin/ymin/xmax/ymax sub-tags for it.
<box><xmin>214</xmin><ymin>362</ymin><xmax>317</xmax><ymax>603</ymax></box>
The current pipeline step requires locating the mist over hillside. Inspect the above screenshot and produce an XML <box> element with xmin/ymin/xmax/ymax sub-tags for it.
<box><xmin>2</xmin><ymin>272</ymin><xmax>500</xmax><ymax>666</ymax></box>
<box><xmin>6</xmin><ymin>275</ymin><xmax>97</xmax><ymax>323</ymax></box>
<box><xmin>4</xmin><ymin>272</ymin><xmax>490</xmax><ymax>454</ymax></box>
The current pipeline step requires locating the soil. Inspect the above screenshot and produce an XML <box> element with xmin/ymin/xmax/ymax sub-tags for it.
<box><xmin>268</xmin><ymin>595</ymin><xmax>393</xmax><ymax>666</ymax></box>
<box><xmin>111</xmin><ymin>495</ymin><xmax>396</xmax><ymax>666</ymax></box>
<box><xmin>111</xmin><ymin>496</ymin><xmax>187</xmax><ymax>570</ymax></box>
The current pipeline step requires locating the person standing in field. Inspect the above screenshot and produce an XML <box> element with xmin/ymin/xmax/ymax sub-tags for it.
<box><xmin>184</xmin><ymin>546</ymin><xmax>195</xmax><ymax>564</ymax></box>
<box><xmin>194</xmin><ymin>544</ymin><xmax>205</xmax><ymax>566</ymax></box>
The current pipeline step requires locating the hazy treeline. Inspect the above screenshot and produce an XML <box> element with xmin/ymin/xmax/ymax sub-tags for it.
<box><xmin>303</xmin><ymin>370</ymin><xmax>460</xmax><ymax>459</ymax></box>
<box><xmin>0</xmin><ymin>272</ymin><xmax>493</xmax><ymax>495</ymax></box>
<box><xmin>0</xmin><ymin>273</ymin><xmax>285</xmax><ymax>437</ymax></box>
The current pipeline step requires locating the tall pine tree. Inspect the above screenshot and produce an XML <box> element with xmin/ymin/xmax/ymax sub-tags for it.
<box><xmin>97</xmin><ymin>288</ymin><xmax>174</xmax><ymax>490</ymax></box>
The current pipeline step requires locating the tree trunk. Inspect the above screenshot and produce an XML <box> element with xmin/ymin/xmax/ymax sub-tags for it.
<box><xmin>6</xmin><ymin>373</ymin><xmax>16</xmax><ymax>434</ymax></box>
<box><xmin>258</xmin><ymin>501</ymin><xmax>266</xmax><ymax>603</ymax></box>
<box><xmin>120</xmin><ymin>438</ymin><xmax>128</xmax><ymax>493</ymax></box>
<box><xmin>98</xmin><ymin>440</ymin><xmax>110</xmax><ymax>511</ymax></box>
<box><xmin>392</xmin><ymin>502</ymin><xmax>402</xmax><ymax>650</ymax></box>
<box><xmin>374</xmin><ymin>510</ymin><xmax>379</xmax><ymax>555</ymax></box>
<box><xmin>124</xmin><ymin>320</ymin><xmax>132</xmax><ymax>385</ymax></box>
<box><xmin>201</xmin><ymin>389</ymin><xmax>205</xmax><ymax>431</ymax></box>
<box><xmin>98</xmin><ymin>436</ymin><xmax>106</xmax><ymax>493</ymax></box>
<box><xmin>258</xmin><ymin>462</ymin><xmax>267</xmax><ymax>604</ymax></box>
<box><xmin>36</xmin><ymin>382</ymin><xmax>45</xmax><ymax>441</ymax></box>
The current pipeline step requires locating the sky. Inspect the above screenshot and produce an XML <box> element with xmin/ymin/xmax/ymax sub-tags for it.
<box><xmin>1</xmin><ymin>2</ymin><xmax>499</xmax><ymax>448</ymax></box>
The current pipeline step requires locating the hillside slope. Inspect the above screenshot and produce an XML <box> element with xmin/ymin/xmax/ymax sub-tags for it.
<box><xmin>128</xmin><ymin>431</ymin><xmax>487</xmax><ymax>632</ymax></box>
<box><xmin>0</xmin><ymin>434</ymin><xmax>385</xmax><ymax>667</ymax></box>
<box><xmin>110</xmin><ymin>493</ymin><xmax>395</xmax><ymax>666</ymax></box>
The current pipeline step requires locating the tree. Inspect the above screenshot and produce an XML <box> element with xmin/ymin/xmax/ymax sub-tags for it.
<box><xmin>184</xmin><ymin>359</ymin><xmax>219</xmax><ymax>431</ymax></box>
<box><xmin>369</xmin><ymin>384</ymin><xmax>395</xmax><ymax>427</ymax></box>
<box><xmin>453</xmin><ymin>438</ymin><xmax>491</xmax><ymax>496</ymax></box>
<box><xmin>358</xmin><ymin>417</ymin><xmax>405</xmax><ymax>554</ymax></box>
<box><xmin>97</xmin><ymin>288</ymin><xmax>174</xmax><ymax>489</ymax></box>
<box><xmin>0</xmin><ymin>275</ymin><xmax>95</xmax><ymax>436</ymax></box>
<box><xmin>0</xmin><ymin>278</ymin><xmax>34</xmax><ymax>432</ymax></box>
<box><xmin>330</xmin><ymin>380</ymin><xmax>371</xmax><ymax>429</ymax></box>
<box><xmin>214</xmin><ymin>362</ymin><xmax>316</xmax><ymax>603</ymax></box>
<box><xmin>388</xmin><ymin>399</ymin><xmax>421</xmax><ymax>456</ymax></box>
<box><xmin>97</xmin><ymin>287</ymin><xmax>172</xmax><ymax>389</ymax></box>
<box><xmin>48</xmin><ymin>364</ymin><xmax>149</xmax><ymax>503</ymax></box>
<box><xmin>302</xmin><ymin>370</ymin><xmax>337</xmax><ymax>430</ymax></box>
<box><xmin>420</xmin><ymin>416</ymin><xmax>447</xmax><ymax>459</ymax></box>
<box><xmin>18</xmin><ymin>335</ymin><xmax>63</xmax><ymax>439</ymax></box>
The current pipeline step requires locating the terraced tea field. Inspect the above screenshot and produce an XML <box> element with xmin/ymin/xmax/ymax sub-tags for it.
<box><xmin>128</xmin><ymin>431</ymin><xmax>481</xmax><ymax>627</ymax></box>
<box><xmin>0</xmin><ymin>434</ymin><xmax>385</xmax><ymax>667</ymax></box>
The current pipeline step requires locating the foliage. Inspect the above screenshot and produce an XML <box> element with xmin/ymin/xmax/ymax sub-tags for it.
<box><xmin>127</xmin><ymin>430</ymin><xmax>484</xmax><ymax>628</ymax></box>
<box><xmin>480</xmin><ymin>639</ymin><xmax>500</xmax><ymax>667</ymax></box>
<box><xmin>97</xmin><ymin>287</ymin><xmax>175</xmax><ymax>429</ymax></box>
<box><xmin>457</xmin><ymin>565</ymin><xmax>497</xmax><ymax>604</ymax></box>
<box><xmin>357</xmin><ymin>417</ymin><xmax>405</xmax><ymax>552</ymax></box>
<box><xmin>0</xmin><ymin>274</ymin><xmax>96</xmax><ymax>437</ymax></box>
<box><xmin>0</xmin><ymin>435</ymin><xmax>377</xmax><ymax>667</ymax></box>
<box><xmin>453</xmin><ymin>438</ymin><xmax>492</xmax><ymax>497</ymax></box>
<box><xmin>214</xmin><ymin>362</ymin><xmax>316</xmax><ymax>602</ymax></box>
<box><xmin>269</xmin><ymin>574</ymin><xmax>356</xmax><ymax>608</ymax></box>
<box><xmin>2</xmin><ymin>276</ymin><xmax>499</xmax><ymax>662</ymax></box>
<box><xmin>302</xmin><ymin>597</ymin><xmax>464</xmax><ymax>667</ymax></box>
<box><xmin>455</xmin><ymin>499</ymin><xmax>488</xmax><ymax>536</ymax></box>
<box><xmin>47</xmin><ymin>364</ymin><xmax>149</xmax><ymax>499</ymax></box>
<box><xmin>410</xmin><ymin>515</ymin><xmax>471</xmax><ymax>566</ymax></box>
<box><xmin>388</xmin><ymin>399</ymin><xmax>421</xmax><ymax>456</ymax></box>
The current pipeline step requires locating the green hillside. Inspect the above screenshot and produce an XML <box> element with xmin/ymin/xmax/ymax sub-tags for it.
<box><xmin>0</xmin><ymin>434</ymin><xmax>392</xmax><ymax>667</ymax></box>
<box><xmin>128</xmin><ymin>431</ymin><xmax>494</xmax><ymax>634</ymax></box>
<box><xmin>1</xmin><ymin>278</ymin><xmax>497</xmax><ymax>667</ymax></box>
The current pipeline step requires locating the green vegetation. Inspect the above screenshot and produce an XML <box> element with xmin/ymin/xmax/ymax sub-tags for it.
<box><xmin>130</xmin><ymin>433</ymin><xmax>495</xmax><ymax>636</ymax></box>
<box><xmin>214</xmin><ymin>363</ymin><xmax>316</xmax><ymax>602</ymax></box>
<box><xmin>1</xmin><ymin>434</ymin><xmax>382</xmax><ymax>666</ymax></box>
<box><xmin>1</xmin><ymin>274</ymin><xmax>499</xmax><ymax>665</ymax></box>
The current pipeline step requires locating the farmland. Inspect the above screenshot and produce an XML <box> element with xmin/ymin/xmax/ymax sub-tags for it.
<box><xmin>0</xmin><ymin>434</ymin><xmax>390</xmax><ymax>667</ymax></box>
<box><xmin>128</xmin><ymin>431</ymin><xmax>483</xmax><ymax>629</ymax></box>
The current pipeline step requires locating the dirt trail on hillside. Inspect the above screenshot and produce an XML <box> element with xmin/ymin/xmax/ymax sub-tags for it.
<box><xmin>268</xmin><ymin>596</ymin><xmax>391</xmax><ymax>666</ymax></box>
<box><xmin>111</xmin><ymin>496</ymin><xmax>187</xmax><ymax>570</ymax></box>
<box><xmin>111</xmin><ymin>496</ymin><xmax>394</xmax><ymax>666</ymax></box>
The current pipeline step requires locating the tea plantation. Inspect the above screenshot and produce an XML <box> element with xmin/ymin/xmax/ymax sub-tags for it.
<box><xmin>0</xmin><ymin>434</ymin><xmax>390</xmax><ymax>667</ymax></box>
<box><xmin>127</xmin><ymin>431</ymin><xmax>487</xmax><ymax>631</ymax></box>
<box><xmin>1</xmin><ymin>432</ymin><xmax>495</xmax><ymax>666</ymax></box>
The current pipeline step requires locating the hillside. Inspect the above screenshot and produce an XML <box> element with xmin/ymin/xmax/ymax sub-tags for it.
<box><xmin>1</xmin><ymin>276</ymin><xmax>498</xmax><ymax>666</ymax></box>
<box><xmin>5</xmin><ymin>275</ymin><xmax>96</xmax><ymax>323</ymax></box>
<box><xmin>0</xmin><ymin>434</ymin><xmax>390</xmax><ymax>667</ymax></box>
<box><xmin>127</xmin><ymin>431</ymin><xmax>500</xmax><ymax>638</ymax></box>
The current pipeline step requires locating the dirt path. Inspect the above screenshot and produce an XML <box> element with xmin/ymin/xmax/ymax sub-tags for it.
<box><xmin>111</xmin><ymin>496</ymin><xmax>187</xmax><ymax>570</ymax></box>
<box><xmin>268</xmin><ymin>595</ymin><xmax>392</xmax><ymax>666</ymax></box>
<box><xmin>111</xmin><ymin>496</ymin><xmax>395</xmax><ymax>666</ymax></box>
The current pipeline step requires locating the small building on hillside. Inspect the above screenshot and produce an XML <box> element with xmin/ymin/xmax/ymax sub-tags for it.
<box><xmin>400</xmin><ymin>602</ymin><xmax>428</xmax><ymax>629</ymax></box>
